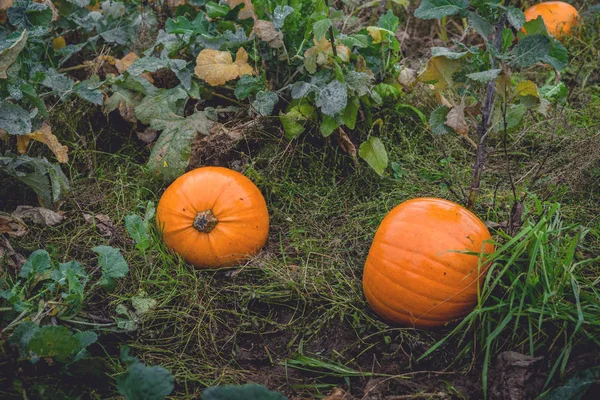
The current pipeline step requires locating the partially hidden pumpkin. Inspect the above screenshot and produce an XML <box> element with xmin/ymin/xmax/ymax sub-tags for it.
<box><xmin>523</xmin><ymin>2</ymin><xmax>579</xmax><ymax>38</ymax></box>
<box><xmin>362</xmin><ymin>198</ymin><xmax>494</xmax><ymax>328</ymax></box>
<box><xmin>156</xmin><ymin>167</ymin><xmax>269</xmax><ymax>268</ymax></box>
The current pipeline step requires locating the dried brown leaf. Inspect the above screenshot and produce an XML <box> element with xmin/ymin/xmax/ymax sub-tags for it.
<box><xmin>445</xmin><ymin>99</ymin><xmax>469</xmax><ymax>135</ymax></box>
<box><xmin>167</xmin><ymin>0</ymin><xmax>186</xmax><ymax>9</ymax></box>
<box><xmin>398</xmin><ymin>67</ymin><xmax>417</xmax><ymax>87</ymax></box>
<box><xmin>83</xmin><ymin>213</ymin><xmax>116</xmax><ymax>237</ymax></box>
<box><xmin>335</xmin><ymin>129</ymin><xmax>358</xmax><ymax>167</ymax></box>
<box><xmin>194</xmin><ymin>48</ymin><xmax>254</xmax><ymax>86</ymax></box>
<box><xmin>0</xmin><ymin>235</ymin><xmax>26</xmax><ymax>269</ymax></box>
<box><xmin>0</xmin><ymin>0</ymin><xmax>13</xmax><ymax>11</ymax></box>
<box><xmin>116</xmin><ymin>52</ymin><xmax>138</xmax><ymax>73</ymax></box>
<box><xmin>418</xmin><ymin>56</ymin><xmax>462</xmax><ymax>91</ymax></box>
<box><xmin>323</xmin><ymin>387</ymin><xmax>354</xmax><ymax>400</ymax></box>
<box><xmin>12</xmin><ymin>206</ymin><xmax>65</xmax><ymax>226</ymax></box>
<box><xmin>16</xmin><ymin>122</ymin><xmax>69</xmax><ymax>163</ymax></box>
<box><xmin>0</xmin><ymin>214</ymin><xmax>27</xmax><ymax>237</ymax></box>
<box><xmin>136</xmin><ymin>127</ymin><xmax>158</xmax><ymax>144</ymax></box>
<box><xmin>252</xmin><ymin>20</ymin><xmax>284</xmax><ymax>48</ymax></box>
<box><xmin>227</xmin><ymin>0</ymin><xmax>256</xmax><ymax>20</ymax></box>
<box><xmin>42</xmin><ymin>0</ymin><xmax>59</xmax><ymax>21</ymax></box>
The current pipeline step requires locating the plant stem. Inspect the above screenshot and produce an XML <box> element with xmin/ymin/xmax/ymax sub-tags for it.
<box><xmin>467</xmin><ymin>16</ymin><xmax>506</xmax><ymax>210</ymax></box>
<box><xmin>329</xmin><ymin>25</ymin><xmax>337</xmax><ymax>57</ymax></box>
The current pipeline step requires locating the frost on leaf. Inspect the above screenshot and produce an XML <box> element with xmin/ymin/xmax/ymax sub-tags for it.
<box><xmin>0</xmin><ymin>29</ymin><xmax>27</xmax><ymax>79</ymax></box>
<box><xmin>194</xmin><ymin>48</ymin><xmax>254</xmax><ymax>86</ymax></box>
<box><xmin>304</xmin><ymin>37</ymin><xmax>351</xmax><ymax>74</ymax></box>
<box><xmin>316</xmin><ymin>80</ymin><xmax>348</xmax><ymax>117</ymax></box>
<box><xmin>227</xmin><ymin>0</ymin><xmax>256</xmax><ymax>20</ymax></box>
<box><xmin>16</xmin><ymin>123</ymin><xmax>69</xmax><ymax>163</ymax></box>
<box><xmin>418</xmin><ymin>56</ymin><xmax>462</xmax><ymax>91</ymax></box>
<box><xmin>251</xmin><ymin>20</ymin><xmax>284</xmax><ymax>49</ymax></box>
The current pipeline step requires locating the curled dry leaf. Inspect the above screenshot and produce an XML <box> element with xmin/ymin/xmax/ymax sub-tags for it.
<box><xmin>252</xmin><ymin>20</ymin><xmax>284</xmax><ymax>49</ymax></box>
<box><xmin>227</xmin><ymin>0</ymin><xmax>256</xmax><ymax>20</ymax></box>
<box><xmin>0</xmin><ymin>236</ymin><xmax>27</xmax><ymax>269</ymax></box>
<box><xmin>398</xmin><ymin>67</ymin><xmax>417</xmax><ymax>88</ymax></box>
<box><xmin>16</xmin><ymin>122</ymin><xmax>69</xmax><ymax>163</ymax></box>
<box><xmin>194</xmin><ymin>48</ymin><xmax>254</xmax><ymax>86</ymax></box>
<box><xmin>445</xmin><ymin>99</ymin><xmax>469</xmax><ymax>135</ymax></box>
<box><xmin>12</xmin><ymin>205</ymin><xmax>65</xmax><ymax>226</ymax></box>
<box><xmin>0</xmin><ymin>0</ymin><xmax>14</xmax><ymax>11</ymax></box>
<box><xmin>136</xmin><ymin>127</ymin><xmax>158</xmax><ymax>144</ymax></box>
<box><xmin>0</xmin><ymin>214</ymin><xmax>27</xmax><ymax>237</ymax></box>
<box><xmin>335</xmin><ymin>129</ymin><xmax>359</xmax><ymax>167</ymax></box>
<box><xmin>84</xmin><ymin>213</ymin><xmax>116</xmax><ymax>237</ymax></box>
<box><xmin>304</xmin><ymin>37</ymin><xmax>351</xmax><ymax>73</ymax></box>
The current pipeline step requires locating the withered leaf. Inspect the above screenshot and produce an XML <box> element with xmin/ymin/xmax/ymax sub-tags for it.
<box><xmin>419</xmin><ymin>56</ymin><xmax>462</xmax><ymax>91</ymax></box>
<box><xmin>16</xmin><ymin>122</ymin><xmax>69</xmax><ymax>163</ymax></box>
<box><xmin>136</xmin><ymin>127</ymin><xmax>158</xmax><ymax>144</ymax></box>
<box><xmin>304</xmin><ymin>36</ymin><xmax>351</xmax><ymax>73</ymax></box>
<box><xmin>445</xmin><ymin>99</ymin><xmax>469</xmax><ymax>135</ymax></box>
<box><xmin>0</xmin><ymin>214</ymin><xmax>27</xmax><ymax>237</ymax></box>
<box><xmin>0</xmin><ymin>0</ymin><xmax>14</xmax><ymax>11</ymax></box>
<box><xmin>227</xmin><ymin>0</ymin><xmax>256</xmax><ymax>20</ymax></box>
<box><xmin>0</xmin><ymin>235</ymin><xmax>26</xmax><ymax>269</ymax></box>
<box><xmin>12</xmin><ymin>206</ymin><xmax>65</xmax><ymax>226</ymax></box>
<box><xmin>335</xmin><ymin>129</ymin><xmax>358</xmax><ymax>167</ymax></box>
<box><xmin>252</xmin><ymin>20</ymin><xmax>284</xmax><ymax>49</ymax></box>
<box><xmin>84</xmin><ymin>213</ymin><xmax>116</xmax><ymax>237</ymax></box>
<box><xmin>194</xmin><ymin>48</ymin><xmax>254</xmax><ymax>86</ymax></box>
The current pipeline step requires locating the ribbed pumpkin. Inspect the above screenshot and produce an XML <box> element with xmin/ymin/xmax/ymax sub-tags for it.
<box><xmin>156</xmin><ymin>167</ymin><xmax>269</xmax><ymax>268</ymax></box>
<box><xmin>523</xmin><ymin>2</ymin><xmax>579</xmax><ymax>38</ymax></box>
<box><xmin>362</xmin><ymin>198</ymin><xmax>494</xmax><ymax>328</ymax></box>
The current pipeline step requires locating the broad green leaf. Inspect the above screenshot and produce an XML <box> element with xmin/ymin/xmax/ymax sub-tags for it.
<box><xmin>41</xmin><ymin>68</ymin><xmax>74</xmax><ymax>95</ymax></box>
<box><xmin>0</xmin><ymin>101</ymin><xmax>31</xmax><ymax>135</ymax></box>
<box><xmin>316</xmin><ymin>80</ymin><xmax>347</xmax><ymax>116</ymax></box>
<box><xmin>341</xmin><ymin>97</ymin><xmax>360</xmax><ymax>130</ymax></box>
<box><xmin>520</xmin><ymin>16</ymin><xmax>549</xmax><ymax>38</ymax></box>
<box><xmin>101</xmin><ymin>1</ymin><xmax>126</xmax><ymax>18</ymax></box>
<box><xmin>134</xmin><ymin>87</ymin><xmax>187</xmax><ymax>125</ymax></box>
<box><xmin>414</xmin><ymin>0</ymin><xmax>470</xmax><ymax>20</ymax></box>
<box><xmin>234</xmin><ymin>75</ymin><xmax>264</xmax><ymax>100</ymax></box>
<box><xmin>290</xmin><ymin>81</ymin><xmax>312</xmax><ymax>99</ymax></box>
<box><xmin>418</xmin><ymin>56</ymin><xmax>462</xmax><ymax>90</ymax></box>
<box><xmin>21</xmin><ymin>82</ymin><xmax>49</xmax><ymax>119</ymax></box>
<box><xmin>73</xmin><ymin>331</ymin><xmax>98</xmax><ymax>361</ymax></box>
<box><xmin>0</xmin><ymin>30</ymin><xmax>28</xmax><ymax>79</ymax></box>
<box><xmin>429</xmin><ymin>105</ymin><xmax>452</xmax><ymax>135</ymax></box>
<box><xmin>92</xmin><ymin>245</ymin><xmax>129</xmax><ymax>290</ymax></box>
<box><xmin>543</xmin><ymin>367</ymin><xmax>600</xmax><ymax>400</ymax></box>
<box><xmin>203</xmin><ymin>384</ymin><xmax>287</xmax><ymax>400</ymax></box>
<box><xmin>378</xmin><ymin>10</ymin><xmax>400</xmax><ymax>32</ymax></box>
<box><xmin>19</xmin><ymin>249</ymin><xmax>51</xmax><ymax>279</ymax></box>
<box><xmin>104</xmin><ymin>87</ymin><xmax>144</xmax><ymax>116</ymax></box>
<box><xmin>540</xmin><ymin>81</ymin><xmax>567</xmax><ymax>103</ymax></box>
<box><xmin>344</xmin><ymin>71</ymin><xmax>373</xmax><ymax>97</ymax></box>
<box><xmin>279</xmin><ymin>104</ymin><xmax>315</xmax><ymax>139</ymax></box>
<box><xmin>117</xmin><ymin>355</ymin><xmax>175</xmax><ymax>400</ymax></box>
<box><xmin>359</xmin><ymin>136</ymin><xmax>388</xmax><ymax>176</ymax></box>
<box><xmin>125</xmin><ymin>215</ymin><xmax>151</xmax><ymax>251</ymax></box>
<box><xmin>8</xmin><ymin>322</ymin><xmax>39</xmax><ymax>356</ymax></box>
<box><xmin>205</xmin><ymin>1</ymin><xmax>230</xmax><ymax>18</ymax></box>
<box><xmin>491</xmin><ymin>103</ymin><xmax>527</xmax><ymax>133</ymax></box>
<box><xmin>252</xmin><ymin>91</ymin><xmax>279</xmax><ymax>116</ymax></box>
<box><xmin>467</xmin><ymin>69</ymin><xmax>502</xmax><ymax>83</ymax></box>
<box><xmin>313</xmin><ymin>19</ymin><xmax>332</xmax><ymax>41</ymax></box>
<box><xmin>468</xmin><ymin>12</ymin><xmax>493</xmax><ymax>40</ymax></box>
<box><xmin>501</xmin><ymin>28</ymin><xmax>515</xmax><ymax>53</ymax></box>
<box><xmin>74</xmin><ymin>79</ymin><xmax>103</xmax><ymax>106</ymax></box>
<box><xmin>543</xmin><ymin>39</ymin><xmax>568</xmax><ymax>71</ymax></box>
<box><xmin>431</xmin><ymin>47</ymin><xmax>468</xmax><ymax>59</ymax></box>
<box><xmin>512</xmin><ymin>34</ymin><xmax>551</xmax><ymax>68</ymax></box>
<box><xmin>165</xmin><ymin>14</ymin><xmax>209</xmax><ymax>35</ymax></box>
<box><xmin>341</xmin><ymin>34</ymin><xmax>370</xmax><ymax>49</ymax></box>
<box><xmin>319</xmin><ymin>114</ymin><xmax>340</xmax><ymax>137</ymax></box>
<box><xmin>28</xmin><ymin>326</ymin><xmax>79</xmax><ymax>362</ymax></box>
<box><xmin>507</xmin><ymin>7</ymin><xmax>526</xmax><ymax>30</ymax></box>
<box><xmin>273</xmin><ymin>5</ymin><xmax>294</xmax><ymax>29</ymax></box>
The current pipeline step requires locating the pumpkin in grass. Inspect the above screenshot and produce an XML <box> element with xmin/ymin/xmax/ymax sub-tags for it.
<box><xmin>362</xmin><ymin>198</ymin><xmax>494</xmax><ymax>328</ymax></box>
<box><xmin>156</xmin><ymin>167</ymin><xmax>269</xmax><ymax>268</ymax></box>
<box><xmin>523</xmin><ymin>2</ymin><xmax>579</xmax><ymax>38</ymax></box>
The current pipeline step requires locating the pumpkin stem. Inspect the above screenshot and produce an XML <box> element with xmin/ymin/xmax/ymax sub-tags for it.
<box><xmin>193</xmin><ymin>210</ymin><xmax>219</xmax><ymax>233</ymax></box>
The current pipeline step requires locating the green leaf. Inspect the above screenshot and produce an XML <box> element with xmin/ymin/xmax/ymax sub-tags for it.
<box><xmin>467</xmin><ymin>69</ymin><xmax>502</xmax><ymax>83</ymax></box>
<box><xmin>92</xmin><ymin>245</ymin><xmax>129</xmax><ymax>290</ymax></box>
<box><xmin>74</xmin><ymin>79</ymin><xmax>104</xmax><ymax>106</ymax></box>
<box><xmin>430</xmin><ymin>47</ymin><xmax>469</xmax><ymax>59</ymax></box>
<box><xmin>359</xmin><ymin>136</ymin><xmax>388</xmax><ymax>176</ymax></box>
<box><xmin>414</xmin><ymin>0</ymin><xmax>470</xmax><ymax>20</ymax></box>
<box><xmin>468</xmin><ymin>12</ymin><xmax>493</xmax><ymax>40</ymax></box>
<box><xmin>279</xmin><ymin>104</ymin><xmax>315</xmax><ymax>140</ymax></box>
<box><xmin>252</xmin><ymin>91</ymin><xmax>279</xmax><ymax>116</ymax></box>
<box><xmin>319</xmin><ymin>114</ymin><xmax>340</xmax><ymax>137</ymax></box>
<box><xmin>341</xmin><ymin>34</ymin><xmax>370</xmax><ymax>48</ymax></box>
<box><xmin>491</xmin><ymin>103</ymin><xmax>527</xmax><ymax>133</ymax></box>
<box><xmin>146</xmin><ymin>110</ymin><xmax>213</xmax><ymax>182</ymax></box>
<box><xmin>378</xmin><ymin>10</ymin><xmax>400</xmax><ymax>32</ymax></box>
<box><xmin>429</xmin><ymin>105</ymin><xmax>452</xmax><ymax>135</ymax></box>
<box><xmin>543</xmin><ymin>38</ymin><xmax>568</xmax><ymax>71</ymax></box>
<box><xmin>73</xmin><ymin>331</ymin><xmax>98</xmax><ymax>361</ymax></box>
<box><xmin>520</xmin><ymin>16</ymin><xmax>549</xmax><ymax>38</ymax></box>
<box><xmin>0</xmin><ymin>30</ymin><xmax>28</xmax><ymax>79</ymax></box>
<box><xmin>512</xmin><ymin>34</ymin><xmax>551</xmax><ymax>68</ymax></box>
<box><xmin>9</xmin><ymin>322</ymin><xmax>39</xmax><ymax>356</ymax></box>
<box><xmin>19</xmin><ymin>250</ymin><xmax>51</xmax><ymax>279</ymax></box>
<box><xmin>344</xmin><ymin>71</ymin><xmax>373</xmax><ymax>97</ymax></box>
<box><xmin>28</xmin><ymin>326</ymin><xmax>79</xmax><ymax>362</ymax></box>
<box><xmin>0</xmin><ymin>101</ymin><xmax>31</xmax><ymax>135</ymax></box>
<box><xmin>203</xmin><ymin>384</ymin><xmax>288</xmax><ymax>400</ymax></box>
<box><xmin>543</xmin><ymin>367</ymin><xmax>600</xmax><ymax>400</ymax></box>
<box><xmin>117</xmin><ymin>354</ymin><xmax>175</xmax><ymax>400</ymax></box>
<box><xmin>205</xmin><ymin>1</ymin><xmax>230</xmax><ymax>18</ymax></box>
<box><xmin>125</xmin><ymin>215</ymin><xmax>151</xmax><ymax>251</ymax></box>
<box><xmin>21</xmin><ymin>82</ymin><xmax>49</xmax><ymax>119</ymax></box>
<box><xmin>501</xmin><ymin>28</ymin><xmax>515</xmax><ymax>53</ymax></box>
<box><xmin>313</xmin><ymin>19</ymin><xmax>332</xmax><ymax>41</ymax></box>
<box><xmin>134</xmin><ymin>87</ymin><xmax>187</xmax><ymax>125</ymax></box>
<box><xmin>234</xmin><ymin>75</ymin><xmax>264</xmax><ymax>100</ymax></box>
<box><xmin>316</xmin><ymin>80</ymin><xmax>348</xmax><ymax>116</ymax></box>
<box><xmin>41</xmin><ymin>69</ymin><xmax>74</xmax><ymax>95</ymax></box>
<box><xmin>507</xmin><ymin>7</ymin><xmax>526</xmax><ymax>30</ymax></box>
<box><xmin>165</xmin><ymin>14</ymin><xmax>209</xmax><ymax>35</ymax></box>
<box><xmin>104</xmin><ymin>87</ymin><xmax>144</xmax><ymax>115</ymax></box>
<box><xmin>341</xmin><ymin>97</ymin><xmax>360</xmax><ymax>130</ymax></box>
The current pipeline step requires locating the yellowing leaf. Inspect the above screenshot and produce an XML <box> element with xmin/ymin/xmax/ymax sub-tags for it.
<box><xmin>194</xmin><ymin>48</ymin><xmax>254</xmax><ymax>86</ymax></box>
<box><xmin>304</xmin><ymin>36</ymin><xmax>351</xmax><ymax>73</ymax></box>
<box><xmin>0</xmin><ymin>0</ymin><xmax>14</xmax><ymax>11</ymax></box>
<box><xmin>116</xmin><ymin>52</ymin><xmax>138</xmax><ymax>73</ymax></box>
<box><xmin>252</xmin><ymin>20</ymin><xmax>284</xmax><ymax>48</ymax></box>
<box><xmin>227</xmin><ymin>0</ymin><xmax>256</xmax><ymax>20</ymax></box>
<box><xmin>514</xmin><ymin>80</ymin><xmax>539</xmax><ymax>99</ymax></box>
<box><xmin>445</xmin><ymin>99</ymin><xmax>469</xmax><ymax>135</ymax></box>
<box><xmin>16</xmin><ymin>123</ymin><xmax>69</xmax><ymax>163</ymax></box>
<box><xmin>367</xmin><ymin>27</ymin><xmax>384</xmax><ymax>44</ymax></box>
<box><xmin>495</xmin><ymin>71</ymin><xmax>511</xmax><ymax>98</ymax></box>
<box><xmin>418</xmin><ymin>56</ymin><xmax>462</xmax><ymax>91</ymax></box>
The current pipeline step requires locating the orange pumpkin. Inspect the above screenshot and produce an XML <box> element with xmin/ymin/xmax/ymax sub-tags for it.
<box><xmin>156</xmin><ymin>167</ymin><xmax>269</xmax><ymax>268</ymax></box>
<box><xmin>362</xmin><ymin>198</ymin><xmax>494</xmax><ymax>328</ymax></box>
<box><xmin>523</xmin><ymin>2</ymin><xmax>579</xmax><ymax>38</ymax></box>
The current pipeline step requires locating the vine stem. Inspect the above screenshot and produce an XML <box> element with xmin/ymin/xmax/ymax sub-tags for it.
<box><xmin>466</xmin><ymin>16</ymin><xmax>507</xmax><ymax>210</ymax></box>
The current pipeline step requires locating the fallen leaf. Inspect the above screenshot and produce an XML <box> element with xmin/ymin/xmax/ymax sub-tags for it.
<box><xmin>194</xmin><ymin>48</ymin><xmax>254</xmax><ymax>86</ymax></box>
<box><xmin>119</xmin><ymin>101</ymin><xmax>137</xmax><ymax>123</ymax></box>
<box><xmin>227</xmin><ymin>0</ymin><xmax>256</xmax><ymax>20</ymax></box>
<box><xmin>136</xmin><ymin>127</ymin><xmax>158</xmax><ymax>144</ymax></box>
<box><xmin>323</xmin><ymin>387</ymin><xmax>354</xmax><ymax>400</ymax></box>
<box><xmin>398</xmin><ymin>67</ymin><xmax>417</xmax><ymax>87</ymax></box>
<box><xmin>434</xmin><ymin>91</ymin><xmax>453</xmax><ymax>108</ymax></box>
<box><xmin>131</xmin><ymin>291</ymin><xmax>158</xmax><ymax>315</ymax></box>
<box><xmin>0</xmin><ymin>0</ymin><xmax>14</xmax><ymax>11</ymax></box>
<box><xmin>12</xmin><ymin>206</ymin><xmax>65</xmax><ymax>226</ymax></box>
<box><xmin>252</xmin><ymin>20</ymin><xmax>284</xmax><ymax>49</ymax></box>
<box><xmin>335</xmin><ymin>129</ymin><xmax>358</xmax><ymax>167</ymax></box>
<box><xmin>0</xmin><ymin>235</ymin><xmax>26</xmax><ymax>269</ymax></box>
<box><xmin>0</xmin><ymin>214</ymin><xmax>27</xmax><ymax>237</ymax></box>
<box><xmin>418</xmin><ymin>56</ymin><xmax>462</xmax><ymax>91</ymax></box>
<box><xmin>84</xmin><ymin>213</ymin><xmax>116</xmax><ymax>237</ymax></box>
<box><xmin>445</xmin><ymin>99</ymin><xmax>469</xmax><ymax>135</ymax></box>
<box><xmin>16</xmin><ymin>122</ymin><xmax>69</xmax><ymax>163</ymax></box>
<box><xmin>188</xmin><ymin>121</ymin><xmax>251</xmax><ymax>169</ymax></box>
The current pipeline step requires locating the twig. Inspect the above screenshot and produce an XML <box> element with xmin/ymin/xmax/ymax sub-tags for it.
<box><xmin>466</xmin><ymin>16</ymin><xmax>506</xmax><ymax>210</ymax></box>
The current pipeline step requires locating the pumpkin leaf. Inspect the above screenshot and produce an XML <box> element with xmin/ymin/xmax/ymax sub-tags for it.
<box><xmin>429</xmin><ymin>105</ymin><xmax>452</xmax><ymax>135</ymax></box>
<box><xmin>194</xmin><ymin>48</ymin><xmax>254</xmax><ymax>86</ymax></box>
<box><xmin>18</xmin><ymin>249</ymin><xmax>51</xmax><ymax>279</ymax></box>
<box><xmin>0</xmin><ymin>101</ymin><xmax>31</xmax><ymax>135</ymax></box>
<box><xmin>202</xmin><ymin>384</ymin><xmax>287</xmax><ymax>400</ymax></box>
<box><xmin>467</xmin><ymin>69</ymin><xmax>502</xmax><ymax>83</ymax></box>
<box><xmin>512</xmin><ymin>34</ymin><xmax>551</xmax><ymax>68</ymax></box>
<box><xmin>419</xmin><ymin>56</ymin><xmax>462</xmax><ymax>90</ymax></box>
<box><xmin>468</xmin><ymin>12</ymin><xmax>493</xmax><ymax>40</ymax></box>
<box><xmin>313</xmin><ymin>18</ymin><xmax>332</xmax><ymax>42</ymax></box>
<box><xmin>93</xmin><ymin>245</ymin><xmax>129</xmax><ymax>290</ymax></box>
<box><xmin>280</xmin><ymin>103</ymin><xmax>315</xmax><ymax>139</ymax></box>
<box><xmin>117</xmin><ymin>347</ymin><xmax>175</xmax><ymax>400</ymax></box>
<box><xmin>359</xmin><ymin>136</ymin><xmax>388</xmax><ymax>176</ymax></box>
<box><xmin>543</xmin><ymin>38</ymin><xmax>568</xmax><ymax>71</ymax></box>
<box><xmin>316</xmin><ymin>80</ymin><xmax>347</xmax><ymax>116</ymax></box>
<box><xmin>16</xmin><ymin>122</ymin><xmax>69</xmax><ymax>163</ymax></box>
<box><xmin>320</xmin><ymin>114</ymin><xmax>340</xmax><ymax>137</ymax></box>
<box><xmin>431</xmin><ymin>46</ymin><xmax>468</xmax><ymax>59</ymax></box>
<box><xmin>414</xmin><ymin>0</ymin><xmax>470</xmax><ymax>20</ymax></box>
<box><xmin>27</xmin><ymin>326</ymin><xmax>79</xmax><ymax>362</ymax></box>
<box><xmin>491</xmin><ymin>103</ymin><xmax>527</xmax><ymax>133</ymax></box>
<box><xmin>125</xmin><ymin>214</ymin><xmax>151</xmax><ymax>251</ymax></box>
<box><xmin>0</xmin><ymin>29</ymin><xmax>28</xmax><ymax>79</ymax></box>
<box><xmin>507</xmin><ymin>7</ymin><xmax>526</xmax><ymax>30</ymax></box>
<box><xmin>234</xmin><ymin>75</ymin><xmax>264</xmax><ymax>100</ymax></box>
<box><xmin>273</xmin><ymin>5</ymin><xmax>293</xmax><ymax>29</ymax></box>
<box><xmin>252</xmin><ymin>20</ymin><xmax>283</xmax><ymax>48</ymax></box>
<box><xmin>543</xmin><ymin>367</ymin><xmax>600</xmax><ymax>400</ymax></box>
<box><xmin>252</xmin><ymin>91</ymin><xmax>279</xmax><ymax>116</ymax></box>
